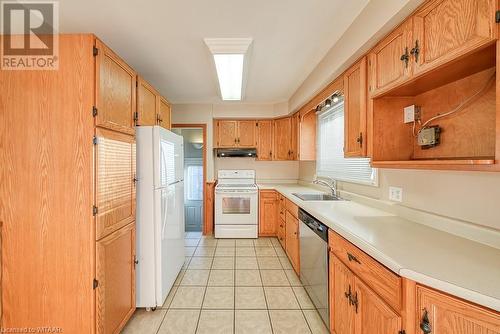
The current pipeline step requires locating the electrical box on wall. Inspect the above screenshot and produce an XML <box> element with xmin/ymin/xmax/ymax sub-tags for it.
<box><xmin>403</xmin><ymin>105</ymin><xmax>421</xmax><ymax>123</ymax></box>
<box><xmin>418</xmin><ymin>126</ymin><xmax>441</xmax><ymax>149</ymax></box>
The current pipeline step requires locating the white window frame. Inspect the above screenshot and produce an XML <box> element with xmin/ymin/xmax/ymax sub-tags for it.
<box><xmin>316</xmin><ymin>100</ymin><xmax>378</xmax><ymax>186</ymax></box>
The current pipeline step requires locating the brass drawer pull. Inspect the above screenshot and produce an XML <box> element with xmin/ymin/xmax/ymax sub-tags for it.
<box><xmin>347</xmin><ymin>252</ymin><xmax>361</xmax><ymax>264</ymax></box>
<box><xmin>420</xmin><ymin>309</ymin><xmax>431</xmax><ymax>334</ymax></box>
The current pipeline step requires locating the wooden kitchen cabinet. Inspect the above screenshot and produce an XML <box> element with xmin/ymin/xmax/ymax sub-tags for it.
<box><xmin>277</xmin><ymin>218</ymin><xmax>286</xmax><ymax>249</ymax></box>
<box><xmin>158</xmin><ymin>97</ymin><xmax>172</xmax><ymax>129</ymax></box>
<box><xmin>95</xmin><ymin>127</ymin><xmax>136</xmax><ymax>240</ymax></box>
<box><xmin>96</xmin><ymin>222</ymin><xmax>136</xmax><ymax>334</ymax></box>
<box><xmin>273</xmin><ymin>117</ymin><xmax>294</xmax><ymax>160</ymax></box>
<box><xmin>412</xmin><ymin>0</ymin><xmax>497</xmax><ymax>76</ymax></box>
<box><xmin>259</xmin><ymin>190</ymin><xmax>278</xmax><ymax>236</ymax></box>
<box><xmin>136</xmin><ymin>76</ymin><xmax>159</xmax><ymax>126</ymax></box>
<box><xmin>298</xmin><ymin>110</ymin><xmax>316</xmax><ymax>161</ymax></box>
<box><xmin>368</xmin><ymin>19</ymin><xmax>413</xmax><ymax>97</ymax></box>
<box><xmin>291</xmin><ymin>113</ymin><xmax>299</xmax><ymax>160</ymax></box>
<box><xmin>95</xmin><ymin>38</ymin><xmax>137</xmax><ymax>135</ymax></box>
<box><xmin>330</xmin><ymin>255</ymin><xmax>355</xmax><ymax>334</ymax></box>
<box><xmin>285</xmin><ymin>211</ymin><xmax>300</xmax><ymax>274</ymax></box>
<box><xmin>214</xmin><ymin>120</ymin><xmax>257</xmax><ymax>148</ymax></box>
<box><xmin>257</xmin><ymin>120</ymin><xmax>274</xmax><ymax>160</ymax></box>
<box><xmin>344</xmin><ymin>57</ymin><xmax>367</xmax><ymax>157</ymax></box>
<box><xmin>416</xmin><ymin>285</ymin><xmax>500</xmax><ymax>334</ymax></box>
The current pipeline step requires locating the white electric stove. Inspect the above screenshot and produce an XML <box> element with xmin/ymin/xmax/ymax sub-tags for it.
<box><xmin>215</xmin><ymin>170</ymin><xmax>258</xmax><ymax>238</ymax></box>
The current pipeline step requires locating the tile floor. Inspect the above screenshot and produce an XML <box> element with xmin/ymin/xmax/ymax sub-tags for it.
<box><xmin>123</xmin><ymin>232</ymin><xmax>328</xmax><ymax>334</ymax></box>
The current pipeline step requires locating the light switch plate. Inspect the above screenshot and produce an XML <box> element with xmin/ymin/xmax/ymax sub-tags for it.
<box><xmin>389</xmin><ymin>186</ymin><xmax>403</xmax><ymax>202</ymax></box>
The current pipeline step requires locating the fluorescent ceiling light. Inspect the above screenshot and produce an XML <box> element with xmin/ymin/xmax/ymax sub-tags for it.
<box><xmin>204</xmin><ymin>38</ymin><xmax>252</xmax><ymax>101</ymax></box>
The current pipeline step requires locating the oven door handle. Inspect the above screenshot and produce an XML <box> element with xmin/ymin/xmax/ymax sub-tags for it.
<box><xmin>215</xmin><ymin>190</ymin><xmax>258</xmax><ymax>194</ymax></box>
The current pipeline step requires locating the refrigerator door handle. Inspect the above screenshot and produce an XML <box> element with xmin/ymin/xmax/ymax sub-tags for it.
<box><xmin>168</xmin><ymin>180</ymin><xmax>182</xmax><ymax>186</ymax></box>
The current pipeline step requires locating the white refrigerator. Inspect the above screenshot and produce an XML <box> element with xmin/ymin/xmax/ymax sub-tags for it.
<box><xmin>136</xmin><ymin>126</ymin><xmax>185</xmax><ymax>308</ymax></box>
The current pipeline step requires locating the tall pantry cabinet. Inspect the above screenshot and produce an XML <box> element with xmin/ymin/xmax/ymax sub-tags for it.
<box><xmin>0</xmin><ymin>34</ymin><xmax>136</xmax><ymax>333</ymax></box>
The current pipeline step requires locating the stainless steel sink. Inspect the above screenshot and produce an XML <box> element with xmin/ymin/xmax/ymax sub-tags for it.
<box><xmin>292</xmin><ymin>193</ymin><xmax>345</xmax><ymax>201</ymax></box>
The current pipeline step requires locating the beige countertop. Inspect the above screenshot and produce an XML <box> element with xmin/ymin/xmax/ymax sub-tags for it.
<box><xmin>258</xmin><ymin>183</ymin><xmax>500</xmax><ymax>311</ymax></box>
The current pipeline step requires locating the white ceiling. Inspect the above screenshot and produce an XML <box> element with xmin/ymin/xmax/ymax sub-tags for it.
<box><xmin>59</xmin><ymin>0</ymin><xmax>369</xmax><ymax>104</ymax></box>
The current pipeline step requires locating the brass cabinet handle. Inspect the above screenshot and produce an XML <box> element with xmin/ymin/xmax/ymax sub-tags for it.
<box><xmin>344</xmin><ymin>285</ymin><xmax>352</xmax><ymax>300</ymax></box>
<box><xmin>356</xmin><ymin>132</ymin><xmax>363</xmax><ymax>147</ymax></box>
<box><xmin>400</xmin><ymin>47</ymin><xmax>410</xmax><ymax>68</ymax></box>
<box><xmin>347</xmin><ymin>252</ymin><xmax>361</xmax><ymax>264</ymax></box>
<box><xmin>410</xmin><ymin>40</ymin><xmax>420</xmax><ymax>63</ymax></box>
<box><xmin>420</xmin><ymin>309</ymin><xmax>432</xmax><ymax>334</ymax></box>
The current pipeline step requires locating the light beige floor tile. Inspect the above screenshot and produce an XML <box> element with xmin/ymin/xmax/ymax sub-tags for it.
<box><xmin>170</xmin><ymin>286</ymin><xmax>205</xmax><ymax>309</ymax></box>
<box><xmin>202</xmin><ymin>286</ymin><xmax>234</xmax><ymax>309</ymax></box>
<box><xmin>235</xmin><ymin>287</ymin><xmax>267</xmax><ymax>309</ymax></box>
<box><xmin>235</xmin><ymin>269</ymin><xmax>262</xmax><ymax>286</ymax></box>
<box><xmin>264</xmin><ymin>287</ymin><xmax>300</xmax><ymax>309</ymax></box>
<box><xmin>235</xmin><ymin>239</ymin><xmax>254</xmax><ymax>247</ymax></box>
<box><xmin>278</xmin><ymin>257</ymin><xmax>293</xmax><ymax>270</ymax></box>
<box><xmin>182</xmin><ymin>257</ymin><xmax>192</xmax><ymax>269</ymax></box>
<box><xmin>303</xmin><ymin>310</ymin><xmax>329</xmax><ymax>334</ymax></box>
<box><xmin>257</xmin><ymin>257</ymin><xmax>282</xmax><ymax>269</ymax></box>
<box><xmin>185</xmin><ymin>247</ymin><xmax>196</xmax><ymax>256</ymax></box>
<box><xmin>255</xmin><ymin>247</ymin><xmax>277</xmax><ymax>257</ymax></box>
<box><xmin>188</xmin><ymin>257</ymin><xmax>213</xmax><ymax>270</ymax></box>
<box><xmin>270</xmin><ymin>238</ymin><xmax>282</xmax><ymax>247</ymax></box>
<box><xmin>184</xmin><ymin>238</ymin><xmax>200</xmax><ymax>247</ymax></box>
<box><xmin>161</xmin><ymin>286</ymin><xmax>178</xmax><ymax>309</ymax></box>
<box><xmin>197</xmin><ymin>310</ymin><xmax>234</xmax><ymax>334</ymax></box>
<box><xmin>217</xmin><ymin>239</ymin><xmax>236</xmax><ymax>247</ymax></box>
<box><xmin>173</xmin><ymin>270</ymin><xmax>186</xmax><ymax>286</ymax></box>
<box><xmin>235</xmin><ymin>257</ymin><xmax>258</xmax><ymax>269</ymax></box>
<box><xmin>208</xmin><ymin>269</ymin><xmax>234</xmax><ymax>286</ymax></box>
<box><xmin>269</xmin><ymin>310</ymin><xmax>311</xmax><ymax>334</ymax></box>
<box><xmin>254</xmin><ymin>238</ymin><xmax>272</xmax><ymax>247</ymax></box>
<box><xmin>235</xmin><ymin>247</ymin><xmax>255</xmax><ymax>257</ymax></box>
<box><xmin>122</xmin><ymin>308</ymin><xmax>167</xmax><ymax>334</ymax></box>
<box><xmin>157</xmin><ymin>309</ymin><xmax>200</xmax><ymax>334</ymax></box>
<box><xmin>215</xmin><ymin>247</ymin><xmax>235</xmax><ymax>257</ymax></box>
<box><xmin>194</xmin><ymin>246</ymin><xmax>216</xmax><ymax>257</ymax></box>
<box><xmin>180</xmin><ymin>269</ymin><xmax>210</xmax><ymax>286</ymax></box>
<box><xmin>274</xmin><ymin>246</ymin><xmax>287</xmax><ymax>257</ymax></box>
<box><xmin>260</xmin><ymin>270</ymin><xmax>290</xmax><ymax>286</ymax></box>
<box><xmin>198</xmin><ymin>238</ymin><xmax>218</xmax><ymax>247</ymax></box>
<box><xmin>212</xmin><ymin>257</ymin><xmax>235</xmax><ymax>269</ymax></box>
<box><xmin>185</xmin><ymin>231</ymin><xmax>202</xmax><ymax>239</ymax></box>
<box><xmin>285</xmin><ymin>269</ymin><xmax>302</xmax><ymax>286</ymax></box>
<box><xmin>235</xmin><ymin>310</ymin><xmax>272</xmax><ymax>334</ymax></box>
<box><xmin>292</xmin><ymin>287</ymin><xmax>315</xmax><ymax>309</ymax></box>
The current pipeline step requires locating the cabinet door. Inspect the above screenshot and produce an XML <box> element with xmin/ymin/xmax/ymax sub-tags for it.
<box><xmin>291</xmin><ymin>113</ymin><xmax>299</xmax><ymax>160</ymax></box>
<box><xmin>277</xmin><ymin>218</ymin><xmax>286</xmax><ymax>249</ymax></box>
<box><xmin>416</xmin><ymin>285</ymin><xmax>500</xmax><ymax>334</ymax></box>
<box><xmin>216</xmin><ymin>120</ymin><xmax>238</xmax><ymax>147</ymax></box>
<box><xmin>95</xmin><ymin>39</ymin><xmax>136</xmax><ymax>135</ymax></box>
<box><xmin>344</xmin><ymin>57</ymin><xmax>367</xmax><ymax>157</ymax></box>
<box><xmin>96</xmin><ymin>223</ymin><xmax>136</xmax><ymax>334</ymax></box>
<box><xmin>354</xmin><ymin>277</ymin><xmax>402</xmax><ymax>334</ymax></box>
<box><xmin>330</xmin><ymin>255</ymin><xmax>355</xmax><ymax>334</ymax></box>
<box><xmin>368</xmin><ymin>19</ymin><xmax>413</xmax><ymax>97</ymax></box>
<box><xmin>285</xmin><ymin>211</ymin><xmax>300</xmax><ymax>274</ymax></box>
<box><xmin>259</xmin><ymin>191</ymin><xmax>277</xmax><ymax>236</ymax></box>
<box><xmin>257</xmin><ymin>120</ymin><xmax>274</xmax><ymax>160</ymax></box>
<box><xmin>299</xmin><ymin>111</ymin><xmax>316</xmax><ymax>161</ymax></box>
<box><xmin>273</xmin><ymin>117</ymin><xmax>293</xmax><ymax>160</ymax></box>
<box><xmin>95</xmin><ymin>128</ymin><xmax>136</xmax><ymax>240</ymax></box>
<box><xmin>159</xmin><ymin>97</ymin><xmax>171</xmax><ymax>129</ymax></box>
<box><xmin>237</xmin><ymin>120</ymin><xmax>257</xmax><ymax>147</ymax></box>
<box><xmin>413</xmin><ymin>0</ymin><xmax>496</xmax><ymax>76</ymax></box>
<box><xmin>136</xmin><ymin>77</ymin><xmax>159</xmax><ymax>126</ymax></box>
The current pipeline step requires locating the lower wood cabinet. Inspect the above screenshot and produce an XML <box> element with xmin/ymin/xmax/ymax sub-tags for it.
<box><xmin>277</xmin><ymin>218</ymin><xmax>286</xmax><ymax>248</ymax></box>
<box><xmin>285</xmin><ymin>210</ymin><xmax>300</xmax><ymax>274</ymax></box>
<box><xmin>96</xmin><ymin>222</ymin><xmax>136</xmax><ymax>334</ymax></box>
<box><xmin>258</xmin><ymin>190</ymin><xmax>278</xmax><ymax>236</ymax></box>
<box><xmin>330</xmin><ymin>255</ymin><xmax>355</xmax><ymax>334</ymax></box>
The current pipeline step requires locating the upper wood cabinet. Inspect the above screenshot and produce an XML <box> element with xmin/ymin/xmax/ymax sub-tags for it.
<box><xmin>298</xmin><ymin>111</ymin><xmax>316</xmax><ymax>161</ymax></box>
<box><xmin>273</xmin><ymin>117</ymin><xmax>294</xmax><ymax>160</ymax></box>
<box><xmin>95</xmin><ymin>127</ymin><xmax>136</xmax><ymax>240</ymax></box>
<box><xmin>136</xmin><ymin>76</ymin><xmax>159</xmax><ymax>126</ymax></box>
<box><xmin>344</xmin><ymin>57</ymin><xmax>368</xmax><ymax>157</ymax></box>
<box><xmin>368</xmin><ymin>19</ymin><xmax>413</xmax><ymax>97</ymax></box>
<box><xmin>95</xmin><ymin>39</ymin><xmax>137</xmax><ymax>135</ymax></box>
<box><xmin>258</xmin><ymin>190</ymin><xmax>278</xmax><ymax>236</ymax></box>
<box><xmin>214</xmin><ymin>120</ymin><xmax>257</xmax><ymax>148</ymax></box>
<box><xmin>257</xmin><ymin>120</ymin><xmax>274</xmax><ymax>160</ymax></box>
<box><xmin>158</xmin><ymin>97</ymin><xmax>172</xmax><ymax>129</ymax></box>
<box><xmin>96</xmin><ymin>222</ymin><xmax>136</xmax><ymax>334</ymax></box>
<box><xmin>416</xmin><ymin>285</ymin><xmax>500</xmax><ymax>334</ymax></box>
<box><xmin>412</xmin><ymin>0</ymin><xmax>497</xmax><ymax>76</ymax></box>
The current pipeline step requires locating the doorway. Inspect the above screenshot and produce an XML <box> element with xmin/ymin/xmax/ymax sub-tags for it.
<box><xmin>172</xmin><ymin>125</ymin><xmax>206</xmax><ymax>233</ymax></box>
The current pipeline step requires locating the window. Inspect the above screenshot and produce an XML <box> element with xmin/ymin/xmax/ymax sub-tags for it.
<box><xmin>185</xmin><ymin>165</ymin><xmax>203</xmax><ymax>201</ymax></box>
<box><xmin>316</xmin><ymin>99</ymin><xmax>377</xmax><ymax>185</ymax></box>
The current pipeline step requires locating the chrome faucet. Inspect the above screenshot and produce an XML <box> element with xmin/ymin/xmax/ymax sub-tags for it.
<box><xmin>313</xmin><ymin>178</ymin><xmax>338</xmax><ymax>197</ymax></box>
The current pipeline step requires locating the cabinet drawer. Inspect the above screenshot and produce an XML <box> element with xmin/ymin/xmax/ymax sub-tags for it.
<box><xmin>285</xmin><ymin>198</ymin><xmax>298</xmax><ymax>218</ymax></box>
<box><xmin>277</xmin><ymin>218</ymin><xmax>286</xmax><ymax>248</ymax></box>
<box><xmin>328</xmin><ymin>229</ymin><xmax>402</xmax><ymax>311</ymax></box>
<box><xmin>278</xmin><ymin>193</ymin><xmax>285</xmax><ymax>206</ymax></box>
<box><xmin>260</xmin><ymin>190</ymin><xmax>277</xmax><ymax>199</ymax></box>
<box><xmin>278</xmin><ymin>204</ymin><xmax>286</xmax><ymax>221</ymax></box>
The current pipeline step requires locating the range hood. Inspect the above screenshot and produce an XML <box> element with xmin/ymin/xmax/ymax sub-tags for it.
<box><xmin>216</xmin><ymin>148</ymin><xmax>257</xmax><ymax>158</ymax></box>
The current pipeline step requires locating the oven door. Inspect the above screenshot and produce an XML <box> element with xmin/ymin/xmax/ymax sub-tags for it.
<box><xmin>215</xmin><ymin>189</ymin><xmax>258</xmax><ymax>225</ymax></box>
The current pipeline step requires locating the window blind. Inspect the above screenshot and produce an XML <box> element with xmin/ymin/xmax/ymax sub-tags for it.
<box><xmin>316</xmin><ymin>100</ymin><xmax>377</xmax><ymax>185</ymax></box>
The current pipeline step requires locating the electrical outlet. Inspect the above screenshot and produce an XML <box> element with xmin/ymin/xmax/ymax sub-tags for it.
<box><xmin>389</xmin><ymin>186</ymin><xmax>403</xmax><ymax>202</ymax></box>
<box><xmin>403</xmin><ymin>105</ymin><xmax>421</xmax><ymax>123</ymax></box>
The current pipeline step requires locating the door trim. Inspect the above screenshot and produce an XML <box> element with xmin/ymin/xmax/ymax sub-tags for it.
<box><xmin>172</xmin><ymin>123</ymin><xmax>209</xmax><ymax>235</ymax></box>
